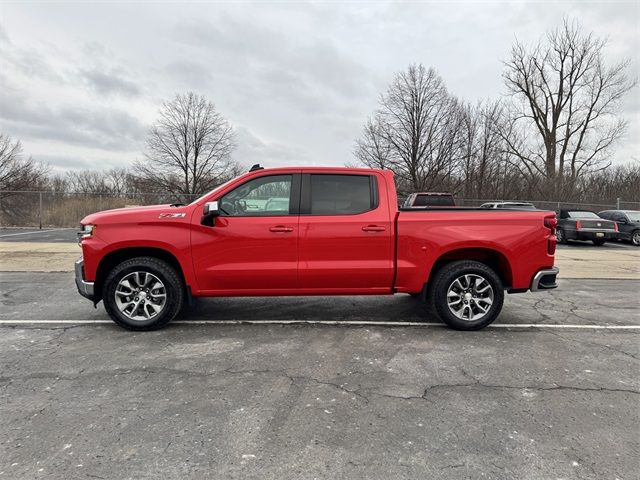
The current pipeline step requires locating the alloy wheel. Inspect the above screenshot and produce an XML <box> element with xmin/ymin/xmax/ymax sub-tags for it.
<box><xmin>446</xmin><ymin>274</ymin><xmax>494</xmax><ymax>321</ymax></box>
<box><xmin>114</xmin><ymin>271</ymin><xmax>167</xmax><ymax>321</ymax></box>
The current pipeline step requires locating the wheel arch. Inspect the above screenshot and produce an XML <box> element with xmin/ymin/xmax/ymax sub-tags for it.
<box><xmin>94</xmin><ymin>247</ymin><xmax>187</xmax><ymax>302</ymax></box>
<box><xmin>427</xmin><ymin>247</ymin><xmax>513</xmax><ymax>290</ymax></box>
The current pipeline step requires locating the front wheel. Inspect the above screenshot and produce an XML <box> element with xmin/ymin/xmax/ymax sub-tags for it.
<box><xmin>103</xmin><ymin>257</ymin><xmax>184</xmax><ymax>331</ymax></box>
<box><xmin>632</xmin><ymin>230</ymin><xmax>640</xmax><ymax>247</ymax></box>
<box><xmin>428</xmin><ymin>261</ymin><xmax>504</xmax><ymax>330</ymax></box>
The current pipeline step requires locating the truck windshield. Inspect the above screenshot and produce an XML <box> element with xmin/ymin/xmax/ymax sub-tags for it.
<box><xmin>414</xmin><ymin>195</ymin><xmax>455</xmax><ymax>207</ymax></box>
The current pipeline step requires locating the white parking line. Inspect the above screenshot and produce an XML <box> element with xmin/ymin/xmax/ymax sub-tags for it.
<box><xmin>0</xmin><ymin>320</ymin><xmax>638</xmax><ymax>329</ymax></box>
<box><xmin>0</xmin><ymin>228</ymin><xmax>72</xmax><ymax>238</ymax></box>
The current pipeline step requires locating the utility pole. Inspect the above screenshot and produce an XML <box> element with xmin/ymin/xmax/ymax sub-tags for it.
<box><xmin>39</xmin><ymin>191</ymin><xmax>43</xmax><ymax>230</ymax></box>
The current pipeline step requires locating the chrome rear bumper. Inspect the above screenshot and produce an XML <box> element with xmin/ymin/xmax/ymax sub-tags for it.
<box><xmin>531</xmin><ymin>267</ymin><xmax>559</xmax><ymax>292</ymax></box>
<box><xmin>75</xmin><ymin>257</ymin><xmax>95</xmax><ymax>300</ymax></box>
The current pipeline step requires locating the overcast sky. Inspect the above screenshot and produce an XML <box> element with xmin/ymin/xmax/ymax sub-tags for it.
<box><xmin>0</xmin><ymin>1</ymin><xmax>638</xmax><ymax>173</ymax></box>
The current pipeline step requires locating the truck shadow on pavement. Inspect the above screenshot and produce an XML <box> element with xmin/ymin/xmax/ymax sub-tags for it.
<box><xmin>177</xmin><ymin>295</ymin><xmax>439</xmax><ymax>324</ymax></box>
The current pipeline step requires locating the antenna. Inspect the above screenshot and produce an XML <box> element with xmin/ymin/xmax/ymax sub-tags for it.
<box><xmin>249</xmin><ymin>164</ymin><xmax>264</xmax><ymax>172</ymax></box>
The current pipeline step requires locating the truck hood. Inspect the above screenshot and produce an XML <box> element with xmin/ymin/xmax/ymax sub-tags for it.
<box><xmin>80</xmin><ymin>204</ymin><xmax>189</xmax><ymax>225</ymax></box>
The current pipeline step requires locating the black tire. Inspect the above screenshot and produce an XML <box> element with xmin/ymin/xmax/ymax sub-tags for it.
<box><xmin>592</xmin><ymin>239</ymin><xmax>606</xmax><ymax>246</ymax></box>
<box><xmin>428</xmin><ymin>260</ymin><xmax>504</xmax><ymax>331</ymax></box>
<box><xmin>556</xmin><ymin>228</ymin><xmax>567</xmax><ymax>244</ymax></box>
<box><xmin>632</xmin><ymin>230</ymin><xmax>640</xmax><ymax>247</ymax></box>
<box><xmin>103</xmin><ymin>257</ymin><xmax>184</xmax><ymax>331</ymax></box>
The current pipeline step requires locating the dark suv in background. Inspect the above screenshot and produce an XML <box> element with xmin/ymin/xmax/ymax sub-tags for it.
<box><xmin>598</xmin><ymin>210</ymin><xmax>640</xmax><ymax>246</ymax></box>
<box><xmin>556</xmin><ymin>210</ymin><xmax>618</xmax><ymax>246</ymax></box>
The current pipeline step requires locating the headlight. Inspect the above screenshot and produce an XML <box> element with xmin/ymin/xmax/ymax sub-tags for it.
<box><xmin>78</xmin><ymin>224</ymin><xmax>96</xmax><ymax>243</ymax></box>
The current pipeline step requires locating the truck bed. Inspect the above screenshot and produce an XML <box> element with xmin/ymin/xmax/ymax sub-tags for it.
<box><xmin>394</xmin><ymin>208</ymin><xmax>556</xmax><ymax>292</ymax></box>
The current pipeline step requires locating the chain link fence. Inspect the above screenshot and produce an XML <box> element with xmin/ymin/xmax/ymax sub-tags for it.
<box><xmin>455</xmin><ymin>198</ymin><xmax>640</xmax><ymax>211</ymax></box>
<box><xmin>0</xmin><ymin>191</ymin><xmax>200</xmax><ymax>228</ymax></box>
<box><xmin>1</xmin><ymin>190</ymin><xmax>639</xmax><ymax>228</ymax></box>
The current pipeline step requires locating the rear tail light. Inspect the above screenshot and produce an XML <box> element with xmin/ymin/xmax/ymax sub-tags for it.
<box><xmin>614</xmin><ymin>222</ymin><xmax>619</xmax><ymax>232</ymax></box>
<box><xmin>544</xmin><ymin>215</ymin><xmax>557</xmax><ymax>255</ymax></box>
<box><xmin>544</xmin><ymin>215</ymin><xmax>557</xmax><ymax>232</ymax></box>
<box><xmin>576</xmin><ymin>220</ymin><xmax>582</xmax><ymax>230</ymax></box>
<box><xmin>548</xmin><ymin>238</ymin><xmax>556</xmax><ymax>255</ymax></box>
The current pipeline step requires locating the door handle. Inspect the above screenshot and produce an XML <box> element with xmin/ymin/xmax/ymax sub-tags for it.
<box><xmin>269</xmin><ymin>225</ymin><xmax>294</xmax><ymax>233</ymax></box>
<box><xmin>362</xmin><ymin>225</ymin><xmax>386</xmax><ymax>232</ymax></box>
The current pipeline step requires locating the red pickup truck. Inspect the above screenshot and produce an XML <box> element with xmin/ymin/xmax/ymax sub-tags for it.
<box><xmin>76</xmin><ymin>166</ymin><xmax>559</xmax><ymax>331</ymax></box>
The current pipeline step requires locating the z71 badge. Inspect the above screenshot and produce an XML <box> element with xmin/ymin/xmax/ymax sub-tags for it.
<box><xmin>158</xmin><ymin>213</ymin><xmax>186</xmax><ymax>219</ymax></box>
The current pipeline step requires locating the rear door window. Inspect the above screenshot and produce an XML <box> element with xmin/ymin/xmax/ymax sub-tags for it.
<box><xmin>309</xmin><ymin>174</ymin><xmax>377</xmax><ymax>215</ymax></box>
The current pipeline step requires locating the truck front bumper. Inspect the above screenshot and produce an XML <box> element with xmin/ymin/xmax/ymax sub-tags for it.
<box><xmin>75</xmin><ymin>257</ymin><xmax>95</xmax><ymax>301</ymax></box>
<box><xmin>530</xmin><ymin>267</ymin><xmax>559</xmax><ymax>292</ymax></box>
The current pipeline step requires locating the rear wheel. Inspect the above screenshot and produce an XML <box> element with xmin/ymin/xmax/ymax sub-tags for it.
<box><xmin>103</xmin><ymin>257</ymin><xmax>184</xmax><ymax>331</ymax></box>
<box><xmin>592</xmin><ymin>239</ymin><xmax>606</xmax><ymax>246</ymax></box>
<box><xmin>429</xmin><ymin>261</ymin><xmax>504</xmax><ymax>330</ymax></box>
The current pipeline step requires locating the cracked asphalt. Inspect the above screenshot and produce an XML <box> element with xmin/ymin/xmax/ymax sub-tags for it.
<box><xmin>1</xmin><ymin>270</ymin><xmax>639</xmax><ymax>479</ymax></box>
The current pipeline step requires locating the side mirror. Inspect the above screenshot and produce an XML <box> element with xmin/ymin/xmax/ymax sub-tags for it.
<box><xmin>203</xmin><ymin>201</ymin><xmax>220</xmax><ymax>216</ymax></box>
<box><xmin>201</xmin><ymin>201</ymin><xmax>220</xmax><ymax>227</ymax></box>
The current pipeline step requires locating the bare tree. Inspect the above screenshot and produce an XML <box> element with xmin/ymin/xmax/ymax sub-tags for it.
<box><xmin>502</xmin><ymin>19</ymin><xmax>635</xmax><ymax>196</ymax></box>
<box><xmin>136</xmin><ymin>92</ymin><xmax>239</xmax><ymax>196</ymax></box>
<box><xmin>354</xmin><ymin>118</ymin><xmax>393</xmax><ymax>169</ymax></box>
<box><xmin>0</xmin><ymin>134</ymin><xmax>49</xmax><ymax>199</ymax></box>
<box><xmin>65</xmin><ymin>170</ymin><xmax>109</xmax><ymax>194</ymax></box>
<box><xmin>576</xmin><ymin>159</ymin><xmax>640</xmax><ymax>205</ymax></box>
<box><xmin>103</xmin><ymin>168</ymin><xmax>134</xmax><ymax>195</ymax></box>
<box><xmin>355</xmin><ymin>65</ymin><xmax>465</xmax><ymax>193</ymax></box>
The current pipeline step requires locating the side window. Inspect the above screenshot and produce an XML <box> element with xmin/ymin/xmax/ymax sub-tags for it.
<box><xmin>310</xmin><ymin>174</ymin><xmax>377</xmax><ymax>215</ymax></box>
<box><xmin>220</xmin><ymin>175</ymin><xmax>292</xmax><ymax>216</ymax></box>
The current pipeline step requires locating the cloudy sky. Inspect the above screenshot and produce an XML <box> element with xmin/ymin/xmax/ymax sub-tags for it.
<box><xmin>0</xmin><ymin>1</ymin><xmax>638</xmax><ymax>173</ymax></box>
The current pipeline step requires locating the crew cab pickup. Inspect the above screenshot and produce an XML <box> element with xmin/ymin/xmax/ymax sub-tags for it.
<box><xmin>76</xmin><ymin>166</ymin><xmax>559</xmax><ymax>331</ymax></box>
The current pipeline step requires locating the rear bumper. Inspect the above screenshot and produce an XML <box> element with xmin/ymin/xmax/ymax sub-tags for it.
<box><xmin>531</xmin><ymin>267</ymin><xmax>559</xmax><ymax>292</ymax></box>
<box><xmin>75</xmin><ymin>257</ymin><xmax>95</xmax><ymax>301</ymax></box>
<box><xmin>573</xmin><ymin>230</ymin><xmax>618</xmax><ymax>241</ymax></box>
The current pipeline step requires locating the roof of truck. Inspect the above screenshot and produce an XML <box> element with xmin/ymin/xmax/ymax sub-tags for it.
<box><xmin>258</xmin><ymin>166</ymin><xmax>388</xmax><ymax>174</ymax></box>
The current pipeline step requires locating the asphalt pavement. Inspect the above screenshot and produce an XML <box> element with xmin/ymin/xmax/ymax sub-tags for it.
<box><xmin>1</xmin><ymin>273</ymin><xmax>639</xmax><ymax>326</ymax></box>
<box><xmin>1</xmin><ymin>270</ymin><xmax>639</xmax><ymax>479</ymax></box>
<box><xmin>0</xmin><ymin>228</ymin><xmax>78</xmax><ymax>243</ymax></box>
